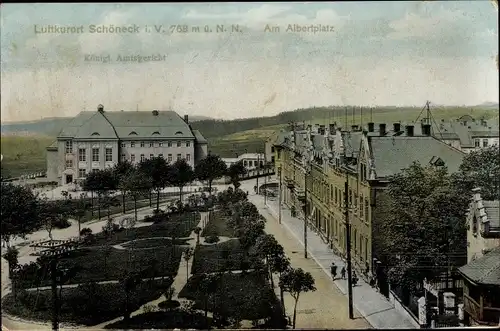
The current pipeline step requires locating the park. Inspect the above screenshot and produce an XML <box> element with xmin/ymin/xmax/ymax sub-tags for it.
<box><xmin>1</xmin><ymin>156</ymin><xmax>316</xmax><ymax>330</ymax></box>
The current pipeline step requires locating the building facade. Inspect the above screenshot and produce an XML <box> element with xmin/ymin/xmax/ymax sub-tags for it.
<box><xmin>46</xmin><ymin>105</ymin><xmax>208</xmax><ymax>185</ymax></box>
<box><xmin>273</xmin><ymin>120</ymin><xmax>465</xmax><ymax>295</ymax></box>
<box><xmin>222</xmin><ymin>153</ymin><xmax>265</xmax><ymax>170</ymax></box>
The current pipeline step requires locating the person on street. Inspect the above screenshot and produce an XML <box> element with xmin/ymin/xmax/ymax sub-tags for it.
<box><xmin>352</xmin><ymin>271</ymin><xmax>358</xmax><ymax>286</ymax></box>
<box><xmin>340</xmin><ymin>266</ymin><xmax>346</xmax><ymax>279</ymax></box>
<box><xmin>330</xmin><ymin>262</ymin><xmax>338</xmax><ymax>279</ymax></box>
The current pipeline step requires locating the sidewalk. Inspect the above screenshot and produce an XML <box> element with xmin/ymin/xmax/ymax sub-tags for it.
<box><xmin>249</xmin><ymin>194</ymin><xmax>416</xmax><ymax>329</ymax></box>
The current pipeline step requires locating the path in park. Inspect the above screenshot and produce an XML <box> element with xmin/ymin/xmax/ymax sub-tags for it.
<box><xmin>242</xmin><ymin>179</ymin><xmax>416</xmax><ymax>329</ymax></box>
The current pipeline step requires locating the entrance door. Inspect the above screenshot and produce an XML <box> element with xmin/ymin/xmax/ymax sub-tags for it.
<box><xmin>66</xmin><ymin>174</ymin><xmax>73</xmax><ymax>184</ymax></box>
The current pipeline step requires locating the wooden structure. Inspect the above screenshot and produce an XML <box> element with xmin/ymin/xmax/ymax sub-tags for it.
<box><xmin>458</xmin><ymin>247</ymin><xmax>500</xmax><ymax>326</ymax></box>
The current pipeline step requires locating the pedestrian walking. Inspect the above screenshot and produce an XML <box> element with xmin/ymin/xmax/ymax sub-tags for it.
<box><xmin>330</xmin><ymin>262</ymin><xmax>338</xmax><ymax>279</ymax></box>
<box><xmin>340</xmin><ymin>266</ymin><xmax>346</xmax><ymax>279</ymax></box>
<box><xmin>352</xmin><ymin>271</ymin><xmax>358</xmax><ymax>286</ymax></box>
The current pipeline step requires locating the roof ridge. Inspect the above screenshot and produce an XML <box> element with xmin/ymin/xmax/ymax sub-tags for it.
<box><xmin>98</xmin><ymin>111</ymin><xmax>119</xmax><ymax>139</ymax></box>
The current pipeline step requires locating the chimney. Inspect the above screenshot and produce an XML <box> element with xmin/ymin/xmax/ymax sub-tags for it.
<box><xmin>152</xmin><ymin>110</ymin><xmax>159</xmax><ymax>116</ymax></box>
<box><xmin>393</xmin><ymin>123</ymin><xmax>401</xmax><ymax>132</ymax></box>
<box><xmin>405</xmin><ymin>125</ymin><xmax>414</xmax><ymax>137</ymax></box>
<box><xmin>351</xmin><ymin>125</ymin><xmax>358</xmax><ymax>131</ymax></box>
<box><xmin>368</xmin><ymin>122</ymin><xmax>375</xmax><ymax>132</ymax></box>
<box><xmin>422</xmin><ymin>124</ymin><xmax>431</xmax><ymax>136</ymax></box>
<box><xmin>329</xmin><ymin>123</ymin><xmax>336</xmax><ymax>134</ymax></box>
<box><xmin>184</xmin><ymin>114</ymin><xmax>189</xmax><ymax>123</ymax></box>
<box><xmin>97</xmin><ymin>104</ymin><xmax>104</xmax><ymax>113</ymax></box>
<box><xmin>379</xmin><ymin>123</ymin><xmax>386</xmax><ymax>136</ymax></box>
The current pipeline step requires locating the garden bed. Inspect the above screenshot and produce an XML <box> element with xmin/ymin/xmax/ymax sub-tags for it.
<box><xmin>15</xmin><ymin>245</ymin><xmax>184</xmax><ymax>288</ymax></box>
<box><xmin>122</xmin><ymin>238</ymin><xmax>190</xmax><ymax>249</ymax></box>
<box><xmin>83</xmin><ymin>214</ymin><xmax>199</xmax><ymax>247</ymax></box>
<box><xmin>200</xmin><ymin>210</ymin><xmax>236</xmax><ymax>237</ymax></box>
<box><xmin>190</xmin><ymin>239</ymin><xmax>260</xmax><ymax>274</ymax></box>
<box><xmin>105</xmin><ymin>309</ymin><xmax>211</xmax><ymax>329</ymax></box>
<box><xmin>2</xmin><ymin>278</ymin><xmax>173</xmax><ymax>326</ymax></box>
<box><xmin>178</xmin><ymin>271</ymin><xmax>280</xmax><ymax>321</ymax></box>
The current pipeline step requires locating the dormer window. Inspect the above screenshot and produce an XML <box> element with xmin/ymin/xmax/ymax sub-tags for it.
<box><xmin>175</xmin><ymin>131</ymin><xmax>183</xmax><ymax>135</ymax></box>
<box><xmin>129</xmin><ymin>131</ymin><xmax>138</xmax><ymax>136</ymax></box>
<box><xmin>152</xmin><ymin>131</ymin><xmax>160</xmax><ymax>136</ymax></box>
<box><xmin>91</xmin><ymin>132</ymin><xmax>100</xmax><ymax>136</ymax></box>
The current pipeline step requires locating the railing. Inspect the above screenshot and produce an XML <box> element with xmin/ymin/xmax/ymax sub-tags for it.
<box><xmin>464</xmin><ymin>293</ymin><xmax>500</xmax><ymax>325</ymax></box>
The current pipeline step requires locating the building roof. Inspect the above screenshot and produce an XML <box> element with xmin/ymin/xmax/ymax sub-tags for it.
<box><xmin>483</xmin><ymin>200</ymin><xmax>500</xmax><ymax>229</ymax></box>
<box><xmin>369</xmin><ymin>136</ymin><xmax>465</xmax><ymax>178</ymax></box>
<box><xmin>458</xmin><ymin>246</ymin><xmax>500</xmax><ymax>286</ymax></box>
<box><xmin>192</xmin><ymin>130</ymin><xmax>207</xmax><ymax>144</ymax></box>
<box><xmin>58</xmin><ymin>110</ymin><xmax>197</xmax><ymax>140</ymax></box>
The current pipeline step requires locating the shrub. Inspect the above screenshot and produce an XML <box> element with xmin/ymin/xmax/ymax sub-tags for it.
<box><xmin>53</xmin><ymin>218</ymin><xmax>71</xmax><ymax>229</ymax></box>
<box><xmin>80</xmin><ymin>228</ymin><xmax>92</xmax><ymax>236</ymax></box>
<box><xmin>158</xmin><ymin>300</ymin><xmax>180</xmax><ymax>310</ymax></box>
<box><xmin>205</xmin><ymin>235</ymin><xmax>220</xmax><ymax>244</ymax></box>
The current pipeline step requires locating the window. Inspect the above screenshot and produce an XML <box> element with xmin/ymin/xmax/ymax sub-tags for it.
<box><xmin>131</xmin><ymin>154</ymin><xmax>135</xmax><ymax>162</ymax></box>
<box><xmin>186</xmin><ymin>153</ymin><xmax>191</xmax><ymax>162</ymax></box>
<box><xmin>168</xmin><ymin>154</ymin><xmax>172</xmax><ymax>162</ymax></box>
<box><xmin>140</xmin><ymin>141</ymin><xmax>145</xmax><ymax>147</ymax></box>
<box><xmin>78</xmin><ymin>169</ymin><xmax>86</xmax><ymax>178</ymax></box>
<box><xmin>365</xmin><ymin>237</ymin><xmax>368</xmax><ymax>262</ymax></box>
<box><xmin>121</xmin><ymin>153</ymin><xmax>126</xmax><ymax>161</ymax></box>
<box><xmin>365</xmin><ymin>198</ymin><xmax>369</xmax><ymax>221</ymax></box>
<box><xmin>483</xmin><ymin>139</ymin><xmax>488</xmax><ymax>147</ymax></box>
<box><xmin>354</xmin><ymin>193</ymin><xmax>358</xmax><ymax>212</ymax></box>
<box><xmin>186</xmin><ymin>141</ymin><xmax>190</xmax><ymax>147</ymax></box>
<box><xmin>472</xmin><ymin>216</ymin><xmax>478</xmax><ymax>235</ymax></box>
<box><xmin>105</xmin><ymin>148</ymin><xmax>112</xmax><ymax>162</ymax></box>
<box><xmin>121</xmin><ymin>142</ymin><xmax>126</xmax><ymax>148</ymax></box>
<box><xmin>474</xmin><ymin>139</ymin><xmax>480</xmax><ymax>147</ymax></box>
<box><xmin>168</xmin><ymin>141</ymin><xmax>172</xmax><ymax>147</ymax></box>
<box><xmin>92</xmin><ymin>148</ymin><xmax>99</xmax><ymax>162</ymax></box>
<box><xmin>159</xmin><ymin>154</ymin><xmax>164</xmax><ymax>158</ymax></box>
<box><xmin>140</xmin><ymin>154</ymin><xmax>145</xmax><ymax>162</ymax></box>
<box><xmin>65</xmin><ymin>159</ymin><xmax>73</xmax><ymax>168</ymax></box>
<box><xmin>159</xmin><ymin>142</ymin><xmax>163</xmax><ymax>147</ymax></box>
<box><xmin>149</xmin><ymin>142</ymin><xmax>154</xmax><ymax>147</ymax></box>
<box><xmin>65</xmin><ymin>140</ymin><xmax>73</xmax><ymax>153</ymax></box>
<box><xmin>177</xmin><ymin>141</ymin><xmax>181</xmax><ymax>147</ymax></box>
<box><xmin>335</xmin><ymin>187</ymin><xmax>338</xmax><ymax>204</ymax></box>
<box><xmin>131</xmin><ymin>141</ymin><xmax>136</xmax><ymax>147</ymax></box>
<box><xmin>360</xmin><ymin>195</ymin><xmax>364</xmax><ymax>217</ymax></box>
<box><xmin>244</xmin><ymin>160</ymin><xmax>248</xmax><ymax>166</ymax></box>
<box><xmin>177</xmin><ymin>153</ymin><xmax>181</xmax><ymax>161</ymax></box>
<box><xmin>78</xmin><ymin>148</ymin><xmax>86</xmax><ymax>162</ymax></box>
<box><xmin>271</xmin><ymin>146</ymin><xmax>275</xmax><ymax>153</ymax></box>
<box><xmin>150</xmin><ymin>154</ymin><xmax>154</xmax><ymax>159</ymax></box>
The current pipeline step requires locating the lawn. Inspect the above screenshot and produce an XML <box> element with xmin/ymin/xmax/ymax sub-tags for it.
<box><xmin>105</xmin><ymin>310</ymin><xmax>211</xmax><ymax>329</ymax></box>
<box><xmin>2</xmin><ymin>278</ymin><xmax>172</xmax><ymax>326</ymax></box>
<box><xmin>84</xmin><ymin>214</ymin><xmax>199</xmax><ymax>247</ymax></box>
<box><xmin>201</xmin><ymin>210</ymin><xmax>236</xmax><ymax>237</ymax></box>
<box><xmin>178</xmin><ymin>271</ymin><xmax>280</xmax><ymax>321</ymax></box>
<box><xmin>16</xmin><ymin>245</ymin><xmax>184</xmax><ymax>288</ymax></box>
<box><xmin>122</xmin><ymin>237</ymin><xmax>190</xmax><ymax>249</ymax></box>
<box><xmin>190</xmin><ymin>239</ymin><xmax>260</xmax><ymax>275</ymax></box>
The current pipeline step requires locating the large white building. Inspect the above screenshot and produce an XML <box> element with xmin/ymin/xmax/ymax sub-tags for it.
<box><xmin>46</xmin><ymin>105</ymin><xmax>208</xmax><ymax>185</ymax></box>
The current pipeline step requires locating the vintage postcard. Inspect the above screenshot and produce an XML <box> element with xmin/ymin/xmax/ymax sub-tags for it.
<box><xmin>1</xmin><ymin>2</ymin><xmax>499</xmax><ymax>330</ymax></box>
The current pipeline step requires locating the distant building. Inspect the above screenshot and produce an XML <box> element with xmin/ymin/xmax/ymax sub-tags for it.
<box><xmin>222</xmin><ymin>153</ymin><xmax>265</xmax><ymax>170</ymax></box>
<box><xmin>46</xmin><ymin>105</ymin><xmax>208</xmax><ymax>185</ymax></box>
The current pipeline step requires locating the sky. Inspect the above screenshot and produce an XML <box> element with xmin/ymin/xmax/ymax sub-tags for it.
<box><xmin>0</xmin><ymin>2</ymin><xmax>498</xmax><ymax>122</ymax></box>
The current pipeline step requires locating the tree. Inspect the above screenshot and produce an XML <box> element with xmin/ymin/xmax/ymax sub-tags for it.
<box><xmin>199</xmin><ymin>273</ymin><xmax>218</xmax><ymax>324</ymax></box>
<box><xmin>1</xmin><ymin>182</ymin><xmax>40</xmax><ymax>246</ymax></box>
<box><xmin>279</xmin><ymin>268</ymin><xmax>316</xmax><ymax>329</ymax></box>
<box><xmin>269</xmin><ymin>254</ymin><xmax>291</xmax><ymax>316</ymax></box>
<box><xmin>56</xmin><ymin>260</ymin><xmax>79</xmax><ymax>299</ymax></box>
<box><xmin>138</xmin><ymin>156</ymin><xmax>171</xmax><ymax>211</ymax></box>
<box><xmin>194</xmin><ymin>226</ymin><xmax>202</xmax><ymax>245</ymax></box>
<box><xmin>82</xmin><ymin>169</ymin><xmax>117</xmax><ymax>220</ymax></box>
<box><xmin>113</xmin><ymin>160</ymin><xmax>136</xmax><ymax>213</ymax></box>
<box><xmin>195</xmin><ymin>154</ymin><xmax>227</xmax><ymax>196</ymax></box>
<box><xmin>374</xmin><ymin>162</ymin><xmax>469</xmax><ymax>291</ymax></box>
<box><xmin>120</xmin><ymin>272</ymin><xmax>142</xmax><ymax>321</ymax></box>
<box><xmin>2</xmin><ymin>246</ymin><xmax>19</xmax><ymax>279</ymax></box>
<box><xmin>67</xmin><ymin>192</ymin><xmax>87</xmax><ymax>239</ymax></box>
<box><xmin>120</xmin><ymin>169</ymin><xmax>152</xmax><ymax>222</ymax></box>
<box><xmin>253</xmin><ymin>234</ymin><xmax>285</xmax><ymax>288</ymax></box>
<box><xmin>38</xmin><ymin>197</ymin><xmax>69</xmax><ymax>240</ymax></box>
<box><xmin>183</xmin><ymin>247</ymin><xmax>194</xmax><ymax>282</ymax></box>
<box><xmin>169</xmin><ymin>158</ymin><xmax>195</xmax><ymax>204</ymax></box>
<box><xmin>227</xmin><ymin>160</ymin><xmax>247</xmax><ymax>189</ymax></box>
<box><xmin>452</xmin><ymin>146</ymin><xmax>500</xmax><ymax>200</ymax></box>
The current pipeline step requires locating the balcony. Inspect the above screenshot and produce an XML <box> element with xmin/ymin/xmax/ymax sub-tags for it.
<box><xmin>463</xmin><ymin>293</ymin><xmax>500</xmax><ymax>325</ymax></box>
<box><xmin>294</xmin><ymin>188</ymin><xmax>306</xmax><ymax>202</ymax></box>
<box><xmin>285</xmin><ymin>178</ymin><xmax>295</xmax><ymax>189</ymax></box>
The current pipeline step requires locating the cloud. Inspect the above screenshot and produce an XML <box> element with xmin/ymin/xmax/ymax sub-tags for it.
<box><xmin>387</xmin><ymin>9</ymin><xmax>467</xmax><ymax>40</ymax></box>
